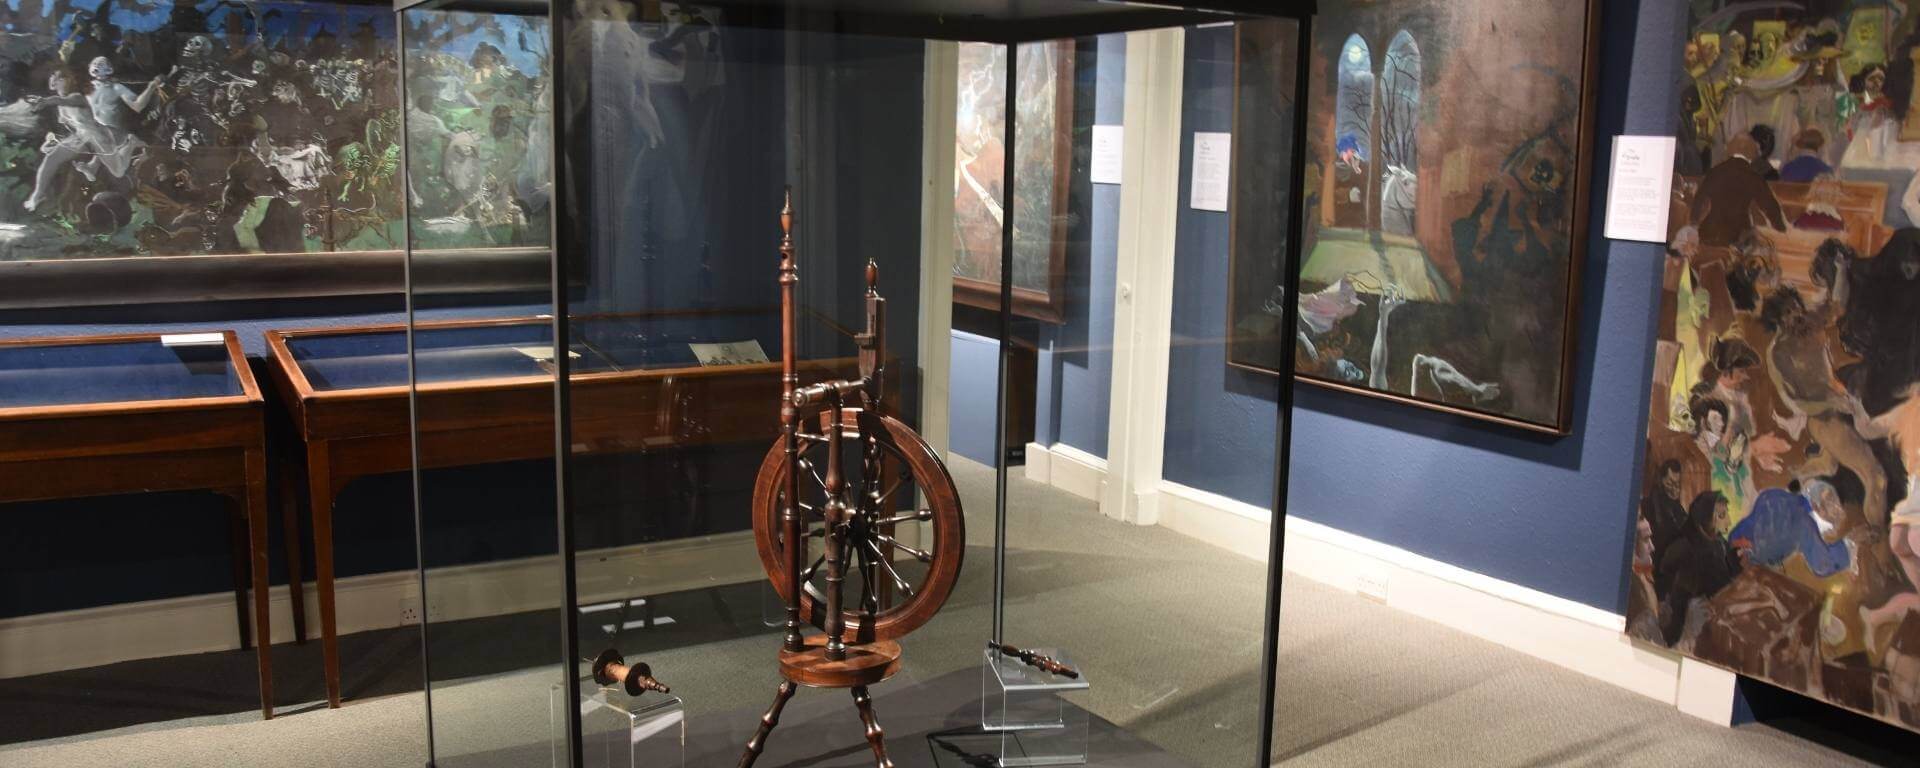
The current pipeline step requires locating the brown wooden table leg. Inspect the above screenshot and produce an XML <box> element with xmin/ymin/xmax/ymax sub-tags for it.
<box><xmin>224</xmin><ymin>494</ymin><xmax>252</xmax><ymax>651</ymax></box>
<box><xmin>309</xmin><ymin>441</ymin><xmax>341</xmax><ymax>709</ymax></box>
<box><xmin>245</xmin><ymin>446</ymin><xmax>274</xmax><ymax>720</ymax></box>
<box><xmin>279</xmin><ymin>454</ymin><xmax>308</xmax><ymax>644</ymax></box>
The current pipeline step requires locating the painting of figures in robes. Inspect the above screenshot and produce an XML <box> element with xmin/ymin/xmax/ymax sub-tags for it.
<box><xmin>1628</xmin><ymin>3</ymin><xmax>1920</xmax><ymax>734</ymax></box>
<box><xmin>1229</xmin><ymin>0</ymin><xmax>1600</xmax><ymax>434</ymax></box>
<box><xmin>0</xmin><ymin>0</ymin><xmax>549</xmax><ymax>262</ymax></box>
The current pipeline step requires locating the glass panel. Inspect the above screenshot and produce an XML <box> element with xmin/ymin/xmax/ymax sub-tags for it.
<box><xmin>998</xmin><ymin>19</ymin><xmax>1300</xmax><ymax>768</ymax></box>
<box><xmin>402</xmin><ymin>2</ymin><xmax>564</xmax><ymax>765</ymax></box>
<box><xmin>551</xmin><ymin>4</ymin><xmax>993</xmax><ymax>765</ymax></box>
<box><xmin>0</xmin><ymin>0</ymin><xmax>432</xmax><ymax>761</ymax></box>
<box><xmin>0</xmin><ymin>340</ymin><xmax>241</xmax><ymax>407</ymax></box>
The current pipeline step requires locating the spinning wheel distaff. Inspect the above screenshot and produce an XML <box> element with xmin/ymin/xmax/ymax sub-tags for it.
<box><xmin>739</xmin><ymin>191</ymin><xmax>966</xmax><ymax>768</ymax></box>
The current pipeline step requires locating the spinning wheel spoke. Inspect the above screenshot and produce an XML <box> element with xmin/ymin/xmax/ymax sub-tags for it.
<box><xmin>865</xmin><ymin>540</ymin><xmax>915</xmax><ymax>597</ymax></box>
<box><xmin>806</xmin><ymin>465</ymin><xmax>827</xmax><ymax>491</ymax></box>
<box><xmin>800</xmin><ymin>553</ymin><xmax>826</xmax><ymax>584</ymax></box>
<box><xmin>855</xmin><ymin>535</ymin><xmax>877</xmax><ymax>614</ymax></box>
<box><xmin>870</xmin><ymin>474</ymin><xmax>909</xmax><ymax>507</ymax></box>
<box><xmin>875</xmin><ymin>509</ymin><xmax>934</xmax><ymax>527</ymax></box>
<box><xmin>873</xmin><ymin>535</ymin><xmax>932</xmax><ymax>563</ymax></box>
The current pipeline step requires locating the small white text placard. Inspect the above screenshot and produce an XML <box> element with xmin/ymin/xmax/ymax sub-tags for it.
<box><xmin>1604</xmin><ymin>135</ymin><xmax>1677</xmax><ymax>243</ymax></box>
<box><xmin>1190</xmin><ymin>132</ymin><xmax>1231</xmax><ymax>212</ymax></box>
<box><xmin>1091</xmin><ymin>125</ymin><xmax>1124</xmax><ymax>185</ymax></box>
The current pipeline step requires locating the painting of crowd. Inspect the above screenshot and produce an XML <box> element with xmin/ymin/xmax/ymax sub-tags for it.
<box><xmin>1630</xmin><ymin>2</ymin><xmax>1920</xmax><ymax>731</ymax></box>
<box><xmin>0</xmin><ymin>0</ymin><xmax>550</xmax><ymax>261</ymax></box>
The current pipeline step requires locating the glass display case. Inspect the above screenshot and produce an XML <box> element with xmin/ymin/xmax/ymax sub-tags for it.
<box><xmin>397</xmin><ymin>1</ymin><xmax>1313</xmax><ymax>766</ymax></box>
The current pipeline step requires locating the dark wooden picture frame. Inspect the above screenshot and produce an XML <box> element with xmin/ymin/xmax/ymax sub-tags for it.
<box><xmin>1226</xmin><ymin>0</ymin><xmax>1603</xmax><ymax>435</ymax></box>
<box><xmin>0</xmin><ymin>247</ymin><xmax>550</xmax><ymax>310</ymax></box>
<box><xmin>952</xmin><ymin>41</ymin><xmax>1074</xmax><ymax>324</ymax></box>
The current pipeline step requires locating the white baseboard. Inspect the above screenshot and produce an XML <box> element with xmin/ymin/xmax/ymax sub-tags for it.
<box><xmin>1024</xmin><ymin>441</ymin><xmax>1108</xmax><ymax>502</ymax></box>
<box><xmin>1023</xmin><ymin>441</ymin><xmax>1051</xmax><ymax>485</ymax></box>
<box><xmin>1676</xmin><ymin>657</ymin><xmax>1739</xmax><ymax>727</ymax></box>
<box><xmin>0</xmin><ymin>531</ymin><xmax>764</xmax><ymax>680</ymax></box>
<box><xmin>1156</xmin><ymin>481</ymin><xmax>1269</xmax><ymax>562</ymax></box>
<box><xmin>1147</xmin><ymin>480</ymin><xmax>1690</xmax><ymax>711</ymax></box>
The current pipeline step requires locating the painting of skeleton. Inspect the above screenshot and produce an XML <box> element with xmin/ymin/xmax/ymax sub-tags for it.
<box><xmin>0</xmin><ymin>0</ymin><xmax>548</xmax><ymax>262</ymax></box>
<box><xmin>1229</xmin><ymin>0</ymin><xmax>1598</xmax><ymax>434</ymax></box>
<box><xmin>1628</xmin><ymin>3</ymin><xmax>1920</xmax><ymax>733</ymax></box>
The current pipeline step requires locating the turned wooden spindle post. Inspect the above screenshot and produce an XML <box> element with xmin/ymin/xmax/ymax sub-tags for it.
<box><xmin>779</xmin><ymin>188</ymin><xmax>805</xmax><ymax>654</ymax></box>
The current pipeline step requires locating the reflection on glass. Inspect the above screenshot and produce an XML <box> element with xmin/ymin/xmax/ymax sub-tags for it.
<box><xmin>403</xmin><ymin>3</ymin><xmax>564</xmax><ymax>766</ymax></box>
<box><xmin>1000</xmin><ymin>22</ymin><xmax>1300</xmax><ymax>768</ymax></box>
<box><xmin>550</xmin><ymin>3</ymin><xmax>986</xmax><ymax>764</ymax></box>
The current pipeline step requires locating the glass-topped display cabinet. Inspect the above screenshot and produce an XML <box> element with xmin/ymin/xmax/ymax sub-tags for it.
<box><xmin>396</xmin><ymin>1</ymin><xmax>1313</xmax><ymax>766</ymax></box>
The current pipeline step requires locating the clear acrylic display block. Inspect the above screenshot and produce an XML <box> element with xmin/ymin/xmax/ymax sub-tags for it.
<box><xmin>550</xmin><ymin>679</ymin><xmax>685</xmax><ymax>768</ymax></box>
<box><xmin>981</xmin><ymin>647</ymin><xmax>1090</xmax><ymax>766</ymax></box>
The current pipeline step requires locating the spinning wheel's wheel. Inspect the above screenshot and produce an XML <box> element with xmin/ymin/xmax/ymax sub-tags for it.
<box><xmin>752</xmin><ymin>406</ymin><xmax>963</xmax><ymax>643</ymax></box>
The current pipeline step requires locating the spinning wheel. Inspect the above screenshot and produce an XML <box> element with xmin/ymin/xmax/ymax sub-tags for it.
<box><xmin>750</xmin><ymin>406</ymin><xmax>964</xmax><ymax>643</ymax></box>
<box><xmin>740</xmin><ymin>190</ymin><xmax>966</xmax><ymax>768</ymax></box>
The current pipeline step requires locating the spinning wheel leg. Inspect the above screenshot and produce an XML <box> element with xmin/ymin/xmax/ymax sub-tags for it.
<box><xmin>851</xmin><ymin>686</ymin><xmax>893</xmax><ymax>768</ymax></box>
<box><xmin>738</xmin><ymin>680</ymin><xmax>797</xmax><ymax>768</ymax></box>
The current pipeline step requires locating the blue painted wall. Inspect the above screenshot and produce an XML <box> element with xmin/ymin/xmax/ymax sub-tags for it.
<box><xmin>1035</xmin><ymin>34</ymin><xmax>1124</xmax><ymax>459</ymax></box>
<box><xmin>1163</xmin><ymin>25</ymin><xmax>1286</xmax><ymax>510</ymax></box>
<box><xmin>1162</xmin><ymin>0</ymin><xmax>1680</xmax><ymax>614</ymax></box>
<box><xmin>950</xmin><ymin>329</ymin><xmax>1003</xmax><ymax>466</ymax></box>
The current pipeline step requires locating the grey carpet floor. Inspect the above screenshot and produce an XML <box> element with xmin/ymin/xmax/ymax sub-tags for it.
<box><xmin>1</xmin><ymin>456</ymin><xmax>1913</xmax><ymax>766</ymax></box>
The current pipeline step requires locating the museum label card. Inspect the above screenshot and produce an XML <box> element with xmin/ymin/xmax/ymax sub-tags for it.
<box><xmin>1091</xmin><ymin>125</ymin><xmax>1124</xmax><ymax>185</ymax></box>
<box><xmin>160</xmin><ymin>333</ymin><xmax>224</xmax><ymax>347</ymax></box>
<box><xmin>1603</xmin><ymin>135</ymin><xmax>1676</xmax><ymax>243</ymax></box>
<box><xmin>1190</xmin><ymin>132</ymin><xmax>1231</xmax><ymax>212</ymax></box>
<box><xmin>514</xmin><ymin>346</ymin><xmax>580</xmax><ymax>363</ymax></box>
<box><xmin>690</xmin><ymin>340</ymin><xmax>770</xmax><ymax>366</ymax></box>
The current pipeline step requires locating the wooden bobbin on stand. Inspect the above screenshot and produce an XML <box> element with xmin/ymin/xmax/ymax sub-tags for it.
<box><xmin>592</xmin><ymin>648</ymin><xmax>671</xmax><ymax>698</ymax></box>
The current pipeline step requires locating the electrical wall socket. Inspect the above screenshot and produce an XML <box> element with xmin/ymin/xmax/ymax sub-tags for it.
<box><xmin>398</xmin><ymin>597</ymin><xmax>421</xmax><ymax>625</ymax></box>
<box><xmin>1356</xmin><ymin>572</ymin><xmax>1390</xmax><ymax>604</ymax></box>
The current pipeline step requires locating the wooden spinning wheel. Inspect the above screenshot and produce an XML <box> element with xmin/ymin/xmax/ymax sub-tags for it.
<box><xmin>750</xmin><ymin>406</ymin><xmax>965</xmax><ymax>643</ymax></box>
<box><xmin>739</xmin><ymin>190</ymin><xmax>965</xmax><ymax>768</ymax></box>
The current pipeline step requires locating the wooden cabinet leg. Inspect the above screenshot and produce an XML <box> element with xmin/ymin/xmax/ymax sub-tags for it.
<box><xmin>279</xmin><ymin>454</ymin><xmax>308</xmax><ymax>644</ymax></box>
<box><xmin>309</xmin><ymin>443</ymin><xmax>341</xmax><ymax>709</ymax></box>
<box><xmin>224</xmin><ymin>491</ymin><xmax>251</xmax><ymax>651</ymax></box>
<box><xmin>245</xmin><ymin>448</ymin><xmax>274</xmax><ymax>720</ymax></box>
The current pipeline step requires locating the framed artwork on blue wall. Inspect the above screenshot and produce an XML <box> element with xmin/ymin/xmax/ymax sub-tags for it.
<box><xmin>0</xmin><ymin>0</ymin><xmax>550</xmax><ymax>307</ymax></box>
<box><xmin>1630</xmin><ymin>3</ymin><xmax>1920</xmax><ymax>736</ymax></box>
<box><xmin>951</xmin><ymin>40</ymin><xmax>1073</xmax><ymax>324</ymax></box>
<box><xmin>1227</xmin><ymin>0</ymin><xmax>1602</xmax><ymax>436</ymax></box>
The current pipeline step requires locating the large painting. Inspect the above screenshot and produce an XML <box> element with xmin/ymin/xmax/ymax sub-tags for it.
<box><xmin>1230</xmin><ymin>0</ymin><xmax>1600</xmax><ymax>434</ymax></box>
<box><xmin>952</xmin><ymin>40</ymin><xmax>1071</xmax><ymax>324</ymax></box>
<box><xmin>0</xmin><ymin>0</ymin><xmax>546</xmax><ymax>264</ymax></box>
<box><xmin>1628</xmin><ymin>5</ymin><xmax>1920</xmax><ymax>733</ymax></box>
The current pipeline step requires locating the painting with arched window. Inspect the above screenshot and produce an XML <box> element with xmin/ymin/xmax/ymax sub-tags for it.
<box><xmin>1330</xmin><ymin>34</ymin><xmax>1374</xmax><ymax>230</ymax></box>
<box><xmin>1227</xmin><ymin>0</ymin><xmax>1601</xmax><ymax>436</ymax></box>
<box><xmin>1378</xmin><ymin>31</ymin><xmax>1421</xmax><ymax>236</ymax></box>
